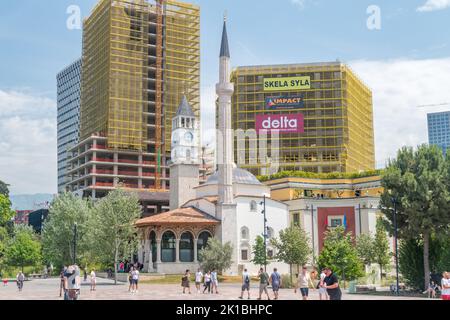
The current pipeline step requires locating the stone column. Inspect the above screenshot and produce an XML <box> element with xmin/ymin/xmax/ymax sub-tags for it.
<box><xmin>193</xmin><ymin>238</ymin><xmax>198</xmax><ymax>263</ymax></box>
<box><xmin>156</xmin><ymin>239</ymin><xmax>162</xmax><ymax>263</ymax></box>
<box><xmin>175</xmin><ymin>238</ymin><xmax>180</xmax><ymax>263</ymax></box>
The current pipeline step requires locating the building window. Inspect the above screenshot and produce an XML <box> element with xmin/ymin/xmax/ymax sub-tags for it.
<box><xmin>328</xmin><ymin>216</ymin><xmax>344</xmax><ymax>229</ymax></box>
<box><xmin>266</xmin><ymin>227</ymin><xmax>274</xmax><ymax>239</ymax></box>
<box><xmin>161</xmin><ymin>231</ymin><xmax>176</xmax><ymax>262</ymax></box>
<box><xmin>250</xmin><ymin>200</ymin><xmax>257</xmax><ymax>212</ymax></box>
<box><xmin>180</xmin><ymin>232</ymin><xmax>194</xmax><ymax>262</ymax></box>
<box><xmin>149</xmin><ymin>231</ymin><xmax>157</xmax><ymax>263</ymax></box>
<box><xmin>241</xmin><ymin>249</ymin><xmax>249</xmax><ymax>261</ymax></box>
<box><xmin>197</xmin><ymin>231</ymin><xmax>212</xmax><ymax>261</ymax></box>
<box><xmin>292</xmin><ymin>212</ymin><xmax>300</xmax><ymax>226</ymax></box>
<box><xmin>267</xmin><ymin>249</ymin><xmax>274</xmax><ymax>259</ymax></box>
<box><xmin>241</xmin><ymin>227</ymin><xmax>249</xmax><ymax>240</ymax></box>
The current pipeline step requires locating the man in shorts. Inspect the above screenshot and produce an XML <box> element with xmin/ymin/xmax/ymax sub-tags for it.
<box><xmin>239</xmin><ymin>268</ymin><xmax>251</xmax><ymax>299</ymax></box>
<box><xmin>257</xmin><ymin>268</ymin><xmax>270</xmax><ymax>300</ymax></box>
<box><xmin>195</xmin><ymin>269</ymin><xmax>203</xmax><ymax>294</ymax></box>
<box><xmin>295</xmin><ymin>266</ymin><xmax>315</xmax><ymax>300</ymax></box>
<box><xmin>270</xmin><ymin>268</ymin><xmax>282</xmax><ymax>300</ymax></box>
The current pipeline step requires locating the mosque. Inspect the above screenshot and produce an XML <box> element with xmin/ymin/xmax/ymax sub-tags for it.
<box><xmin>135</xmin><ymin>19</ymin><xmax>291</xmax><ymax>275</ymax></box>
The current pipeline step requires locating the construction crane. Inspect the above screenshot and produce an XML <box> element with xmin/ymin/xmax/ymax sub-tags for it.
<box><xmin>417</xmin><ymin>102</ymin><xmax>450</xmax><ymax>108</ymax></box>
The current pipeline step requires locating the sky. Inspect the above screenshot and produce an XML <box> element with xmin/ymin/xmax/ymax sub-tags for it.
<box><xmin>1</xmin><ymin>0</ymin><xmax>450</xmax><ymax>195</ymax></box>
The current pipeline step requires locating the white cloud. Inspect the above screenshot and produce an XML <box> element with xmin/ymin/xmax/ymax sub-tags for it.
<box><xmin>290</xmin><ymin>0</ymin><xmax>307</xmax><ymax>10</ymax></box>
<box><xmin>417</xmin><ymin>0</ymin><xmax>450</xmax><ymax>12</ymax></box>
<box><xmin>0</xmin><ymin>90</ymin><xmax>57</xmax><ymax>195</ymax></box>
<box><xmin>349</xmin><ymin>57</ymin><xmax>450</xmax><ymax>168</ymax></box>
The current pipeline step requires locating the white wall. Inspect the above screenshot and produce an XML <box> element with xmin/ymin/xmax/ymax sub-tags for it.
<box><xmin>234</xmin><ymin>196</ymin><xmax>290</xmax><ymax>275</ymax></box>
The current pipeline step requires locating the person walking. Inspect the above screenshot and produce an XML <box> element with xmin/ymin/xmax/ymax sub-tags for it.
<box><xmin>128</xmin><ymin>267</ymin><xmax>134</xmax><ymax>292</ymax></box>
<box><xmin>441</xmin><ymin>272</ymin><xmax>450</xmax><ymax>300</ymax></box>
<box><xmin>132</xmin><ymin>267</ymin><xmax>140</xmax><ymax>293</ymax></box>
<box><xmin>257</xmin><ymin>268</ymin><xmax>270</xmax><ymax>300</ymax></box>
<box><xmin>318</xmin><ymin>268</ymin><xmax>329</xmax><ymax>300</ymax></box>
<box><xmin>16</xmin><ymin>272</ymin><xmax>25</xmax><ymax>292</ymax></box>
<box><xmin>211</xmin><ymin>269</ymin><xmax>219</xmax><ymax>294</ymax></box>
<box><xmin>195</xmin><ymin>269</ymin><xmax>203</xmax><ymax>294</ymax></box>
<box><xmin>322</xmin><ymin>267</ymin><xmax>342</xmax><ymax>300</ymax></box>
<box><xmin>90</xmin><ymin>269</ymin><xmax>97</xmax><ymax>291</ymax></box>
<box><xmin>269</xmin><ymin>268</ymin><xmax>282</xmax><ymax>300</ymax></box>
<box><xmin>295</xmin><ymin>266</ymin><xmax>315</xmax><ymax>300</ymax></box>
<box><xmin>182</xmin><ymin>270</ymin><xmax>191</xmax><ymax>294</ymax></box>
<box><xmin>239</xmin><ymin>269</ymin><xmax>251</xmax><ymax>300</ymax></box>
<box><xmin>59</xmin><ymin>267</ymin><xmax>66</xmax><ymax>297</ymax></box>
<box><xmin>203</xmin><ymin>271</ymin><xmax>212</xmax><ymax>294</ymax></box>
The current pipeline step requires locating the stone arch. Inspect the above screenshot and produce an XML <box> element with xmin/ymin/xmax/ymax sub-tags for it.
<box><xmin>240</xmin><ymin>226</ymin><xmax>250</xmax><ymax>240</ymax></box>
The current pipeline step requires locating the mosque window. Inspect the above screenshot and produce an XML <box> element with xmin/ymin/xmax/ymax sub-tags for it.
<box><xmin>161</xmin><ymin>231</ymin><xmax>176</xmax><ymax>262</ymax></box>
<box><xmin>180</xmin><ymin>232</ymin><xmax>194</xmax><ymax>262</ymax></box>
<box><xmin>241</xmin><ymin>227</ymin><xmax>249</xmax><ymax>240</ymax></box>
<box><xmin>241</xmin><ymin>249</ymin><xmax>249</xmax><ymax>261</ymax></box>
<box><xmin>250</xmin><ymin>201</ymin><xmax>257</xmax><ymax>212</ymax></box>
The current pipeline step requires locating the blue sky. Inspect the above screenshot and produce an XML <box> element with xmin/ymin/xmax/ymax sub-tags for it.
<box><xmin>1</xmin><ymin>0</ymin><xmax>450</xmax><ymax>194</ymax></box>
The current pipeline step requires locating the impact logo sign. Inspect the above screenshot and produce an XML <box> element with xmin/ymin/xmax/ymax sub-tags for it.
<box><xmin>263</xmin><ymin>76</ymin><xmax>311</xmax><ymax>92</ymax></box>
<box><xmin>256</xmin><ymin>114</ymin><xmax>304</xmax><ymax>134</ymax></box>
<box><xmin>266</xmin><ymin>95</ymin><xmax>304</xmax><ymax>110</ymax></box>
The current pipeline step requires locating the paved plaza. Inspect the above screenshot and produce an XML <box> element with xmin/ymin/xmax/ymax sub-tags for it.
<box><xmin>0</xmin><ymin>277</ymin><xmax>429</xmax><ymax>300</ymax></box>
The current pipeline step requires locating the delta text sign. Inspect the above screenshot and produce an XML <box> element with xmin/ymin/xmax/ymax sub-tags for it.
<box><xmin>266</xmin><ymin>95</ymin><xmax>304</xmax><ymax>110</ymax></box>
<box><xmin>263</xmin><ymin>76</ymin><xmax>311</xmax><ymax>92</ymax></box>
<box><xmin>256</xmin><ymin>114</ymin><xmax>304</xmax><ymax>134</ymax></box>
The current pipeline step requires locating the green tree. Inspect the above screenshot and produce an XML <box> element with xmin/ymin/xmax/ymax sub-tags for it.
<box><xmin>251</xmin><ymin>235</ymin><xmax>268</xmax><ymax>267</ymax></box>
<box><xmin>0</xmin><ymin>180</ymin><xmax>9</xmax><ymax>197</ymax></box>
<box><xmin>356</xmin><ymin>233</ymin><xmax>375</xmax><ymax>266</ymax></box>
<box><xmin>373</xmin><ymin>218</ymin><xmax>391</xmax><ymax>279</ymax></box>
<box><xmin>42</xmin><ymin>193</ymin><xmax>92</xmax><ymax>268</ymax></box>
<box><xmin>198</xmin><ymin>237</ymin><xmax>233</xmax><ymax>274</ymax></box>
<box><xmin>0</xmin><ymin>226</ymin><xmax>9</xmax><ymax>274</ymax></box>
<box><xmin>5</xmin><ymin>225</ymin><xmax>42</xmax><ymax>273</ymax></box>
<box><xmin>0</xmin><ymin>194</ymin><xmax>15</xmax><ymax>226</ymax></box>
<box><xmin>270</xmin><ymin>226</ymin><xmax>311</xmax><ymax>282</ymax></box>
<box><xmin>88</xmin><ymin>189</ymin><xmax>141</xmax><ymax>284</ymax></box>
<box><xmin>380</xmin><ymin>145</ymin><xmax>450</xmax><ymax>289</ymax></box>
<box><xmin>318</xmin><ymin>226</ymin><xmax>364</xmax><ymax>283</ymax></box>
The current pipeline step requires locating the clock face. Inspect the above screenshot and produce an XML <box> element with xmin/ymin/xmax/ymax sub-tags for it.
<box><xmin>184</xmin><ymin>132</ymin><xmax>194</xmax><ymax>143</ymax></box>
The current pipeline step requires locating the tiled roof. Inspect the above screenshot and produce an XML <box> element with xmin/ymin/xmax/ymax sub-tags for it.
<box><xmin>135</xmin><ymin>207</ymin><xmax>220</xmax><ymax>227</ymax></box>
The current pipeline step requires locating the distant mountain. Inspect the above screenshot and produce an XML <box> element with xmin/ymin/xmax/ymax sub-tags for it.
<box><xmin>9</xmin><ymin>194</ymin><xmax>55</xmax><ymax>211</ymax></box>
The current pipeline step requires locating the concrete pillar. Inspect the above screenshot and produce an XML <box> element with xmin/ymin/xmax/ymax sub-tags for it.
<box><xmin>143</xmin><ymin>239</ymin><xmax>150</xmax><ymax>272</ymax></box>
<box><xmin>193</xmin><ymin>238</ymin><xmax>198</xmax><ymax>263</ymax></box>
<box><xmin>176</xmin><ymin>238</ymin><xmax>180</xmax><ymax>263</ymax></box>
<box><xmin>156</xmin><ymin>239</ymin><xmax>162</xmax><ymax>263</ymax></box>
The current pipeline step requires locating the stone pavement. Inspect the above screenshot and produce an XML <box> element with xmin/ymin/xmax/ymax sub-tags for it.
<box><xmin>0</xmin><ymin>277</ymin><xmax>429</xmax><ymax>300</ymax></box>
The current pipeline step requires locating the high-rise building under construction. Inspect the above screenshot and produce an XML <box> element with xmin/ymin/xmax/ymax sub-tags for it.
<box><xmin>65</xmin><ymin>0</ymin><xmax>200</xmax><ymax>210</ymax></box>
<box><xmin>231</xmin><ymin>62</ymin><xmax>375</xmax><ymax>175</ymax></box>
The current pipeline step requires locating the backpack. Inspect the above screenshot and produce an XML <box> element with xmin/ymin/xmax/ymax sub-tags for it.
<box><xmin>244</xmin><ymin>274</ymin><xmax>250</xmax><ymax>284</ymax></box>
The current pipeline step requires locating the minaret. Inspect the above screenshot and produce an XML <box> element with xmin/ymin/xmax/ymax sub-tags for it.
<box><xmin>216</xmin><ymin>16</ymin><xmax>235</xmax><ymax>206</ymax></box>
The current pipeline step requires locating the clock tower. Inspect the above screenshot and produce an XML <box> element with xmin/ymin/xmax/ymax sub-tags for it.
<box><xmin>169</xmin><ymin>96</ymin><xmax>200</xmax><ymax>210</ymax></box>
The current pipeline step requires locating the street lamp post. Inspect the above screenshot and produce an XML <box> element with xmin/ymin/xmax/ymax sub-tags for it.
<box><xmin>73</xmin><ymin>223</ymin><xmax>78</xmax><ymax>265</ymax></box>
<box><xmin>260</xmin><ymin>195</ymin><xmax>268</xmax><ymax>272</ymax></box>
<box><xmin>392</xmin><ymin>198</ymin><xmax>400</xmax><ymax>296</ymax></box>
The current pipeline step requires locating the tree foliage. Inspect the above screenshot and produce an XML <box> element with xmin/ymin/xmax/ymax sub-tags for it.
<box><xmin>318</xmin><ymin>226</ymin><xmax>364</xmax><ymax>281</ymax></box>
<box><xmin>0</xmin><ymin>194</ymin><xmax>15</xmax><ymax>226</ymax></box>
<box><xmin>380</xmin><ymin>144</ymin><xmax>450</xmax><ymax>289</ymax></box>
<box><xmin>373</xmin><ymin>218</ymin><xmax>391</xmax><ymax>278</ymax></box>
<box><xmin>356</xmin><ymin>233</ymin><xmax>375</xmax><ymax>266</ymax></box>
<box><xmin>87</xmin><ymin>189</ymin><xmax>141</xmax><ymax>284</ymax></box>
<box><xmin>0</xmin><ymin>180</ymin><xmax>9</xmax><ymax>197</ymax></box>
<box><xmin>270</xmin><ymin>226</ymin><xmax>311</xmax><ymax>280</ymax></box>
<box><xmin>5</xmin><ymin>225</ymin><xmax>42</xmax><ymax>272</ymax></box>
<box><xmin>41</xmin><ymin>193</ymin><xmax>92</xmax><ymax>268</ymax></box>
<box><xmin>198</xmin><ymin>237</ymin><xmax>233</xmax><ymax>274</ymax></box>
<box><xmin>251</xmin><ymin>235</ymin><xmax>268</xmax><ymax>267</ymax></box>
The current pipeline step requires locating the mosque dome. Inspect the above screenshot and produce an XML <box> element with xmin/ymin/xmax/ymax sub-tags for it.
<box><xmin>204</xmin><ymin>166</ymin><xmax>263</xmax><ymax>186</ymax></box>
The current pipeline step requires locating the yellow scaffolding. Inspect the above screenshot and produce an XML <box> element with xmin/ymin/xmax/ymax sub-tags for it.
<box><xmin>230</xmin><ymin>62</ymin><xmax>375</xmax><ymax>175</ymax></box>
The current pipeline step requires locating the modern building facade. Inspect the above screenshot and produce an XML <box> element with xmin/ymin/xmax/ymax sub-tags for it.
<box><xmin>427</xmin><ymin>111</ymin><xmax>450</xmax><ymax>154</ymax></box>
<box><xmin>57</xmin><ymin>59</ymin><xmax>82</xmax><ymax>193</ymax></box>
<box><xmin>230</xmin><ymin>62</ymin><xmax>375</xmax><ymax>176</ymax></box>
<box><xmin>66</xmin><ymin>0</ymin><xmax>200</xmax><ymax>205</ymax></box>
